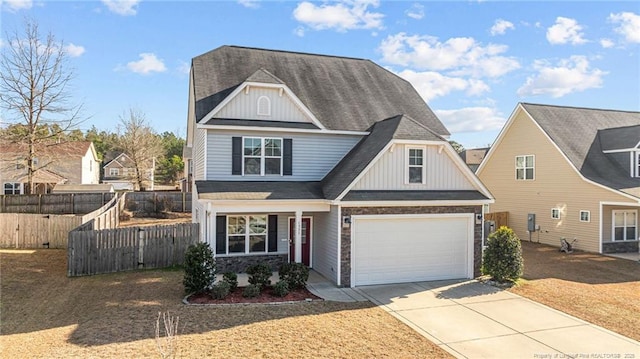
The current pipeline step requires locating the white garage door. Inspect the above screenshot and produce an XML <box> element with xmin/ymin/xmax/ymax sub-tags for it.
<box><xmin>352</xmin><ymin>214</ymin><xmax>472</xmax><ymax>286</ymax></box>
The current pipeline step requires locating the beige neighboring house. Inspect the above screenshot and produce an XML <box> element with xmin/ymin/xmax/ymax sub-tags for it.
<box><xmin>478</xmin><ymin>103</ymin><xmax>640</xmax><ymax>254</ymax></box>
<box><xmin>0</xmin><ymin>141</ymin><xmax>100</xmax><ymax>195</ymax></box>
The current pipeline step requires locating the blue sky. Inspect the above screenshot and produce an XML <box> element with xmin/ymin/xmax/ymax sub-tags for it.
<box><xmin>1</xmin><ymin>0</ymin><xmax>638</xmax><ymax>149</ymax></box>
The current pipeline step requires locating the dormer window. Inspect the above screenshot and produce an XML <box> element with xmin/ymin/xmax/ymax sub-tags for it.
<box><xmin>635</xmin><ymin>152</ymin><xmax>640</xmax><ymax>178</ymax></box>
<box><xmin>257</xmin><ymin>96</ymin><xmax>271</xmax><ymax>116</ymax></box>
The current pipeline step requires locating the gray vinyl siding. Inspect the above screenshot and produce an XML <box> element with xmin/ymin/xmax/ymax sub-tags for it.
<box><xmin>216</xmin><ymin>87</ymin><xmax>312</xmax><ymax>124</ymax></box>
<box><xmin>206</xmin><ymin>129</ymin><xmax>361</xmax><ymax>181</ymax></box>
<box><xmin>194</xmin><ymin>128</ymin><xmax>207</xmax><ymax>181</ymax></box>
<box><xmin>312</xmin><ymin>206</ymin><xmax>339</xmax><ymax>283</ymax></box>
<box><xmin>353</xmin><ymin>144</ymin><xmax>476</xmax><ymax>190</ymax></box>
<box><xmin>277</xmin><ymin>214</ymin><xmax>291</xmax><ymax>254</ymax></box>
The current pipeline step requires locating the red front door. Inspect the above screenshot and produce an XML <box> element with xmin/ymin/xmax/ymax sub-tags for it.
<box><xmin>289</xmin><ymin>218</ymin><xmax>311</xmax><ymax>266</ymax></box>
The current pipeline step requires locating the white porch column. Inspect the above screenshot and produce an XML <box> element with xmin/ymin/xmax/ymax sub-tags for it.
<box><xmin>206</xmin><ymin>202</ymin><xmax>215</xmax><ymax>248</ymax></box>
<box><xmin>294</xmin><ymin>210</ymin><xmax>302</xmax><ymax>263</ymax></box>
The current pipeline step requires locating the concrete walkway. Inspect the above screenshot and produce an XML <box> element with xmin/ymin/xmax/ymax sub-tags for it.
<box><xmin>353</xmin><ymin>280</ymin><xmax>640</xmax><ymax>358</ymax></box>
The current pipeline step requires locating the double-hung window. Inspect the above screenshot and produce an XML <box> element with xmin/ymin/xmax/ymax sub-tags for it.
<box><xmin>407</xmin><ymin>147</ymin><xmax>425</xmax><ymax>184</ymax></box>
<box><xmin>110</xmin><ymin>168</ymin><xmax>119</xmax><ymax>176</ymax></box>
<box><xmin>516</xmin><ymin>155</ymin><xmax>535</xmax><ymax>180</ymax></box>
<box><xmin>243</xmin><ymin>137</ymin><xmax>282</xmax><ymax>175</ymax></box>
<box><xmin>3</xmin><ymin>182</ymin><xmax>21</xmax><ymax>195</ymax></box>
<box><xmin>613</xmin><ymin>210</ymin><xmax>637</xmax><ymax>241</ymax></box>
<box><xmin>227</xmin><ymin>215</ymin><xmax>267</xmax><ymax>254</ymax></box>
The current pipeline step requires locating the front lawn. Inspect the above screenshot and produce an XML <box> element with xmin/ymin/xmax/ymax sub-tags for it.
<box><xmin>509</xmin><ymin>241</ymin><xmax>640</xmax><ymax>341</ymax></box>
<box><xmin>0</xmin><ymin>249</ymin><xmax>451</xmax><ymax>358</ymax></box>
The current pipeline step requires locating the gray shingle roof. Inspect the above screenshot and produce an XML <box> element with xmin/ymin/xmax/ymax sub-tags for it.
<box><xmin>195</xmin><ymin>181</ymin><xmax>324</xmax><ymax>200</ymax></box>
<box><xmin>191</xmin><ymin>46</ymin><xmax>449</xmax><ymax>135</ymax></box>
<box><xmin>321</xmin><ymin>114</ymin><xmax>446</xmax><ymax>200</ymax></box>
<box><xmin>598</xmin><ymin>125</ymin><xmax>640</xmax><ymax>151</ymax></box>
<box><xmin>205</xmin><ymin>118</ymin><xmax>319</xmax><ymax>130</ymax></box>
<box><xmin>342</xmin><ymin>190</ymin><xmax>488</xmax><ymax>201</ymax></box>
<box><xmin>521</xmin><ymin>103</ymin><xmax>640</xmax><ymax>198</ymax></box>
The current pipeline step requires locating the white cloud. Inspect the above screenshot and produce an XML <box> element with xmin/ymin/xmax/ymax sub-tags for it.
<box><xmin>435</xmin><ymin>107</ymin><xmax>506</xmax><ymax>133</ymax></box>
<box><xmin>125</xmin><ymin>53</ymin><xmax>166</xmax><ymax>75</ymax></box>
<box><xmin>294</xmin><ymin>26</ymin><xmax>305</xmax><ymax>37</ymax></box>
<box><xmin>102</xmin><ymin>0</ymin><xmax>140</xmax><ymax>16</ymax></box>
<box><xmin>394</xmin><ymin>69</ymin><xmax>490</xmax><ymax>103</ymax></box>
<box><xmin>238</xmin><ymin>0</ymin><xmax>260</xmax><ymax>9</ymax></box>
<box><xmin>546</xmin><ymin>17</ymin><xmax>587</xmax><ymax>45</ymax></box>
<box><xmin>379</xmin><ymin>33</ymin><xmax>520</xmax><ymax>78</ymax></box>
<box><xmin>64</xmin><ymin>43</ymin><xmax>85</xmax><ymax>57</ymax></box>
<box><xmin>2</xmin><ymin>0</ymin><xmax>32</xmax><ymax>12</ymax></box>
<box><xmin>599</xmin><ymin>38</ymin><xmax>614</xmax><ymax>48</ymax></box>
<box><xmin>405</xmin><ymin>3</ymin><xmax>424</xmax><ymax>20</ymax></box>
<box><xmin>517</xmin><ymin>56</ymin><xmax>606</xmax><ymax>98</ymax></box>
<box><xmin>609</xmin><ymin>12</ymin><xmax>640</xmax><ymax>43</ymax></box>
<box><xmin>177</xmin><ymin>61</ymin><xmax>190</xmax><ymax>75</ymax></box>
<box><xmin>293</xmin><ymin>0</ymin><xmax>384</xmax><ymax>32</ymax></box>
<box><xmin>490</xmin><ymin>19</ymin><xmax>514</xmax><ymax>36</ymax></box>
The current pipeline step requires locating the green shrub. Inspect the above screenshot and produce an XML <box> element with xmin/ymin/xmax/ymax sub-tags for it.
<box><xmin>482</xmin><ymin>226</ymin><xmax>524</xmax><ymax>282</ymax></box>
<box><xmin>242</xmin><ymin>284</ymin><xmax>261</xmax><ymax>298</ymax></box>
<box><xmin>279</xmin><ymin>262</ymin><xmax>309</xmax><ymax>289</ymax></box>
<box><xmin>210</xmin><ymin>281</ymin><xmax>231</xmax><ymax>299</ymax></box>
<box><xmin>183</xmin><ymin>242</ymin><xmax>216</xmax><ymax>294</ymax></box>
<box><xmin>273</xmin><ymin>280</ymin><xmax>290</xmax><ymax>297</ymax></box>
<box><xmin>246</xmin><ymin>262</ymin><xmax>272</xmax><ymax>288</ymax></box>
<box><xmin>222</xmin><ymin>272</ymin><xmax>238</xmax><ymax>292</ymax></box>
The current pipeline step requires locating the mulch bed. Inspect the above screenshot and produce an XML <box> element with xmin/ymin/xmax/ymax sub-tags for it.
<box><xmin>187</xmin><ymin>286</ymin><xmax>321</xmax><ymax>305</ymax></box>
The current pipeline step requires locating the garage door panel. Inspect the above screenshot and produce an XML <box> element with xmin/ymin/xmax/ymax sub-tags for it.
<box><xmin>353</xmin><ymin>216</ymin><xmax>471</xmax><ymax>286</ymax></box>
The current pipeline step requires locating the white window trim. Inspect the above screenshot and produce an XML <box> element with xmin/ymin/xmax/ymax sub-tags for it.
<box><xmin>635</xmin><ymin>152</ymin><xmax>640</xmax><ymax>178</ymax></box>
<box><xmin>579</xmin><ymin>210</ymin><xmax>590</xmax><ymax>222</ymax></box>
<box><xmin>405</xmin><ymin>146</ymin><xmax>426</xmax><ymax>185</ymax></box>
<box><xmin>226</xmin><ymin>215</ymin><xmax>269</xmax><ymax>254</ymax></box>
<box><xmin>109</xmin><ymin>168</ymin><xmax>120</xmax><ymax>176</ymax></box>
<box><xmin>515</xmin><ymin>155</ymin><xmax>535</xmax><ymax>180</ymax></box>
<box><xmin>3</xmin><ymin>182</ymin><xmax>22</xmax><ymax>195</ymax></box>
<box><xmin>612</xmin><ymin>210</ymin><xmax>637</xmax><ymax>242</ymax></box>
<box><xmin>242</xmin><ymin>137</ymin><xmax>283</xmax><ymax>176</ymax></box>
<box><xmin>257</xmin><ymin>96</ymin><xmax>271</xmax><ymax>116</ymax></box>
<box><xmin>551</xmin><ymin>208</ymin><xmax>560</xmax><ymax>220</ymax></box>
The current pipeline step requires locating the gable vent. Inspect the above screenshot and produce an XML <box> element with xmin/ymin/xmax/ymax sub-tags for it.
<box><xmin>257</xmin><ymin>96</ymin><xmax>271</xmax><ymax>116</ymax></box>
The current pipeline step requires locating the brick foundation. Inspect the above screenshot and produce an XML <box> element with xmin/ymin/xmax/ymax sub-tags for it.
<box><xmin>602</xmin><ymin>241</ymin><xmax>639</xmax><ymax>254</ymax></box>
<box><xmin>215</xmin><ymin>254</ymin><xmax>288</xmax><ymax>273</ymax></box>
<box><xmin>340</xmin><ymin>206</ymin><xmax>483</xmax><ymax>287</ymax></box>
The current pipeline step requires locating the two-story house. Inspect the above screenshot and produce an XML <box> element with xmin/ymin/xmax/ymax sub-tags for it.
<box><xmin>185</xmin><ymin>46</ymin><xmax>493</xmax><ymax>287</ymax></box>
<box><xmin>102</xmin><ymin>152</ymin><xmax>153</xmax><ymax>191</ymax></box>
<box><xmin>0</xmin><ymin>141</ymin><xmax>100</xmax><ymax>194</ymax></box>
<box><xmin>478</xmin><ymin>103</ymin><xmax>640</xmax><ymax>254</ymax></box>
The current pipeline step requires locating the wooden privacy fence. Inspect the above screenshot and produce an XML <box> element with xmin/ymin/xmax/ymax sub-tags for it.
<box><xmin>485</xmin><ymin>211</ymin><xmax>509</xmax><ymax>229</ymax></box>
<box><xmin>0</xmin><ymin>192</ymin><xmax>115</xmax><ymax>214</ymax></box>
<box><xmin>125</xmin><ymin>192</ymin><xmax>192</xmax><ymax>213</ymax></box>
<box><xmin>67</xmin><ymin>223</ymin><xmax>199</xmax><ymax>277</ymax></box>
<box><xmin>0</xmin><ymin>213</ymin><xmax>82</xmax><ymax>248</ymax></box>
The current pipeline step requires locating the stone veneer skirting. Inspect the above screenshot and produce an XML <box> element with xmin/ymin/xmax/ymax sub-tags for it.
<box><xmin>215</xmin><ymin>254</ymin><xmax>288</xmax><ymax>273</ymax></box>
<box><xmin>340</xmin><ymin>206</ymin><xmax>483</xmax><ymax>287</ymax></box>
<box><xmin>602</xmin><ymin>241</ymin><xmax>639</xmax><ymax>254</ymax></box>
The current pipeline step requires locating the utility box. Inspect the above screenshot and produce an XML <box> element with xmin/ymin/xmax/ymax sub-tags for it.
<box><xmin>527</xmin><ymin>213</ymin><xmax>536</xmax><ymax>232</ymax></box>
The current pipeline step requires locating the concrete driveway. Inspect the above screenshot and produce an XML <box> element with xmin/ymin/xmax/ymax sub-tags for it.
<box><xmin>355</xmin><ymin>280</ymin><xmax>640</xmax><ymax>358</ymax></box>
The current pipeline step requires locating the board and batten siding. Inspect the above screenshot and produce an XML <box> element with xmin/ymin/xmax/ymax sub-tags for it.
<box><xmin>478</xmin><ymin>109</ymin><xmax>636</xmax><ymax>253</ymax></box>
<box><xmin>215</xmin><ymin>87</ymin><xmax>312</xmax><ymax>124</ymax></box>
<box><xmin>206</xmin><ymin>130</ymin><xmax>361</xmax><ymax>181</ymax></box>
<box><xmin>193</xmin><ymin>128</ymin><xmax>207</xmax><ymax>181</ymax></box>
<box><xmin>352</xmin><ymin>144</ymin><xmax>476</xmax><ymax>191</ymax></box>
<box><xmin>312</xmin><ymin>206</ymin><xmax>340</xmax><ymax>284</ymax></box>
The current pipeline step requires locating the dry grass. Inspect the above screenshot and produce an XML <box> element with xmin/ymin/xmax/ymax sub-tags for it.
<box><xmin>0</xmin><ymin>249</ymin><xmax>451</xmax><ymax>358</ymax></box>
<box><xmin>118</xmin><ymin>212</ymin><xmax>192</xmax><ymax>228</ymax></box>
<box><xmin>509</xmin><ymin>241</ymin><xmax>640</xmax><ymax>341</ymax></box>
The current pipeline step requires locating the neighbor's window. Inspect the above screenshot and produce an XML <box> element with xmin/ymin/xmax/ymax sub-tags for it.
<box><xmin>110</xmin><ymin>168</ymin><xmax>119</xmax><ymax>176</ymax></box>
<box><xmin>407</xmin><ymin>147</ymin><xmax>425</xmax><ymax>184</ymax></box>
<box><xmin>243</xmin><ymin>137</ymin><xmax>282</xmax><ymax>176</ymax></box>
<box><xmin>257</xmin><ymin>96</ymin><xmax>271</xmax><ymax>116</ymax></box>
<box><xmin>613</xmin><ymin>210</ymin><xmax>637</xmax><ymax>241</ymax></box>
<box><xmin>580</xmin><ymin>210</ymin><xmax>590</xmax><ymax>222</ymax></box>
<box><xmin>227</xmin><ymin>215</ymin><xmax>267</xmax><ymax>254</ymax></box>
<box><xmin>515</xmin><ymin>155</ymin><xmax>535</xmax><ymax>180</ymax></box>
<box><xmin>551</xmin><ymin>208</ymin><xmax>560</xmax><ymax>220</ymax></box>
<box><xmin>3</xmin><ymin>182</ymin><xmax>21</xmax><ymax>195</ymax></box>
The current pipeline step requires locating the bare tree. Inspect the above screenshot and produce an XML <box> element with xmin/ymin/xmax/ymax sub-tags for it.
<box><xmin>117</xmin><ymin>108</ymin><xmax>162</xmax><ymax>191</ymax></box>
<box><xmin>0</xmin><ymin>19</ymin><xmax>83</xmax><ymax>194</ymax></box>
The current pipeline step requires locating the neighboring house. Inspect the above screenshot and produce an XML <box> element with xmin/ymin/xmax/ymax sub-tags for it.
<box><xmin>460</xmin><ymin>148</ymin><xmax>489</xmax><ymax>173</ymax></box>
<box><xmin>181</xmin><ymin>145</ymin><xmax>193</xmax><ymax>192</ymax></box>
<box><xmin>185</xmin><ymin>46</ymin><xmax>493</xmax><ymax>287</ymax></box>
<box><xmin>0</xmin><ymin>141</ymin><xmax>100</xmax><ymax>194</ymax></box>
<box><xmin>102</xmin><ymin>152</ymin><xmax>140</xmax><ymax>191</ymax></box>
<box><xmin>478</xmin><ymin>103</ymin><xmax>640</xmax><ymax>254</ymax></box>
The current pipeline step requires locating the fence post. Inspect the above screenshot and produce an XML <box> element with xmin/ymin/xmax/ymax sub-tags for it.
<box><xmin>71</xmin><ymin>193</ymin><xmax>75</xmax><ymax>214</ymax></box>
<box><xmin>38</xmin><ymin>194</ymin><xmax>42</xmax><ymax>214</ymax></box>
<box><xmin>138</xmin><ymin>228</ymin><xmax>145</xmax><ymax>269</ymax></box>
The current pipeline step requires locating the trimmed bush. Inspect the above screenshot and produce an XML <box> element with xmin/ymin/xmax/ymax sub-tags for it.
<box><xmin>279</xmin><ymin>262</ymin><xmax>309</xmax><ymax>289</ymax></box>
<box><xmin>222</xmin><ymin>272</ymin><xmax>238</xmax><ymax>292</ymax></box>
<box><xmin>183</xmin><ymin>242</ymin><xmax>216</xmax><ymax>294</ymax></box>
<box><xmin>246</xmin><ymin>262</ymin><xmax>272</xmax><ymax>288</ymax></box>
<box><xmin>210</xmin><ymin>281</ymin><xmax>231</xmax><ymax>299</ymax></box>
<box><xmin>242</xmin><ymin>284</ymin><xmax>261</xmax><ymax>298</ymax></box>
<box><xmin>273</xmin><ymin>280</ymin><xmax>290</xmax><ymax>297</ymax></box>
<box><xmin>482</xmin><ymin>226</ymin><xmax>524</xmax><ymax>282</ymax></box>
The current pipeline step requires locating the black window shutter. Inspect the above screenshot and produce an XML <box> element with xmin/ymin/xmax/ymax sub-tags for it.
<box><xmin>216</xmin><ymin>216</ymin><xmax>226</xmax><ymax>254</ymax></box>
<box><xmin>268</xmin><ymin>215</ymin><xmax>278</xmax><ymax>252</ymax></box>
<box><xmin>232</xmin><ymin>137</ymin><xmax>242</xmax><ymax>175</ymax></box>
<box><xmin>283</xmin><ymin>138</ymin><xmax>292</xmax><ymax>176</ymax></box>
